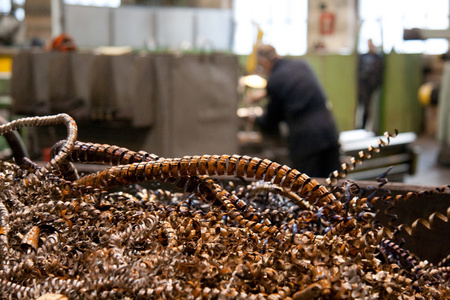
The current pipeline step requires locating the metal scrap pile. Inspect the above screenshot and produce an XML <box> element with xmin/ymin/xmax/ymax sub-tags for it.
<box><xmin>0</xmin><ymin>114</ymin><xmax>448</xmax><ymax>299</ymax></box>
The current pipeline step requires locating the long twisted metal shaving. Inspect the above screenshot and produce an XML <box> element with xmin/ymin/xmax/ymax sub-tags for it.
<box><xmin>326</xmin><ymin>130</ymin><xmax>399</xmax><ymax>185</ymax></box>
<box><xmin>53</xmin><ymin>140</ymin><xmax>162</xmax><ymax>167</ymax></box>
<box><xmin>380</xmin><ymin>238</ymin><xmax>424</xmax><ymax>276</ymax></box>
<box><xmin>70</xmin><ymin>155</ymin><xmax>335</xmax><ymax>235</ymax></box>
<box><xmin>0</xmin><ymin>114</ymin><xmax>77</xmax><ymax>176</ymax></box>
<box><xmin>73</xmin><ymin>155</ymin><xmax>335</xmax><ymax>204</ymax></box>
<box><xmin>50</xmin><ymin>140</ymin><xmax>163</xmax><ymax>181</ymax></box>
<box><xmin>396</xmin><ymin>206</ymin><xmax>450</xmax><ymax>236</ymax></box>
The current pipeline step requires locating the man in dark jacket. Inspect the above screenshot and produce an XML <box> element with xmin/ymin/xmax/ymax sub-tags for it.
<box><xmin>252</xmin><ymin>44</ymin><xmax>341</xmax><ymax>178</ymax></box>
<box><xmin>357</xmin><ymin>39</ymin><xmax>383</xmax><ymax>130</ymax></box>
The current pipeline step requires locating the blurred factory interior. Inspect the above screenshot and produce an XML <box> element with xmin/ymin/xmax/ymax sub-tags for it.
<box><xmin>0</xmin><ymin>0</ymin><xmax>449</xmax><ymax>186</ymax></box>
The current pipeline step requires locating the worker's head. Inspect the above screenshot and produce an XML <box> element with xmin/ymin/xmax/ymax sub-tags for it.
<box><xmin>257</xmin><ymin>44</ymin><xmax>280</xmax><ymax>74</ymax></box>
<box><xmin>368</xmin><ymin>39</ymin><xmax>375</xmax><ymax>54</ymax></box>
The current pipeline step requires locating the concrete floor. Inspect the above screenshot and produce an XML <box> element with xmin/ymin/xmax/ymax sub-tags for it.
<box><xmin>404</xmin><ymin>134</ymin><xmax>450</xmax><ymax>187</ymax></box>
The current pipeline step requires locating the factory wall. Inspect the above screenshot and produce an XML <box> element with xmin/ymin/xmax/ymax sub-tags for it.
<box><xmin>307</xmin><ymin>0</ymin><xmax>357</xmax><ymax>54</ymax></box>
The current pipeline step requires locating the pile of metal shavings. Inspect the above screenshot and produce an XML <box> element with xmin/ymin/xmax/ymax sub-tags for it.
<box><xmin>0</xmin><ymin>163</ymin><xmax>448</xmax><ymax>300</ymax></box>
<box><xmin>0</xmin><ymin>114</ymin><xmax>448</xmax><ymax>299</ymax></box>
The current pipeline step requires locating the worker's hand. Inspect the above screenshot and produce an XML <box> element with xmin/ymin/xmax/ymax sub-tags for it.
<box><xmin>247</xmin><ymin>90</ymin><xmax>267</xmax><ymax>104</ymax></box>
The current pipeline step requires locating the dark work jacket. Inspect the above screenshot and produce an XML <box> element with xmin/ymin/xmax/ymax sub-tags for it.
<box><xmin>256</xmin><ymin>58</ymin><xmax>340</xmax><ymax>158</ymax></box>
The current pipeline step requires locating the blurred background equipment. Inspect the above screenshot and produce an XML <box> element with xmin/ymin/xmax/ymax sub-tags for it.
<box><xmin>0</xmin><ymin>6</ymin><xmax>21</xmax><ymax>46</ymax></box>
<box><xmin>48</xmin><ymin>33</ymin><xmax>77</xmax><ymax>52</ymax></box>
<box><xmin>404</xmin><ymin>26</ymin><xmax>450</xmax><ymax>166</ymax></box>
<box><xmin>0</xmin><ymin>0</ymin><xmax>445</xmax><ymax>185</ymax></box>
<box><xmin>10</xmin><ymin>51</ymin><xmax>240</xmax><ymax>159</ymax></box>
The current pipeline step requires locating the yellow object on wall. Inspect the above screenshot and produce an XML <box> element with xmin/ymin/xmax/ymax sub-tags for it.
<box><xmin>418</xmin><ymin>82</ymin><xmax>434</xmax><ymax>106</ymax></box>
<box><xmin>0</xmin><ymin>56</ymin><xmax>12</xmax><ymax>73</ymax></box>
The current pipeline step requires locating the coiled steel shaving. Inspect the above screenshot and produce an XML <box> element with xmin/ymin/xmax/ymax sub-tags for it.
<box><xmin>0</xmin><ymin>114</ymin><xmax>448</xmax><ymax>299</ymax></box>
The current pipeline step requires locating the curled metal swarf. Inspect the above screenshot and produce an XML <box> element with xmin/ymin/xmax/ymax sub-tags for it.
<box><xmin>0</xmin><ymin>114</ymin><xmax>448</xmax><ymax>299</ymax></box>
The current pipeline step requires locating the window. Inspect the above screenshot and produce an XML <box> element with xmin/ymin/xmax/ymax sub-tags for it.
<box><xmin>358</xmin><ymin>0</ymin><xmax>449</xmax><ymax>54</ymax></box>
<box><xmin>233</xmin><ymin>0</ymin><xmax>308</xmax><ymax>56</ymax></box>
<box><xmin>0</xmin><ymin>0</ymin><xmax>25</xmax><ymax>21</ymax></box>
<box><xmin>0</xmin><ymin>0</ymin><xmax>10</xmax><ymax>14</ymax></box>
<box><xmin>234</xmin><ymin>0</ymin><xmax>449</xmax><ymax>55</ymax></box>
<box><xmin>64</xmin><ymin>0</ymin><xmax>120</xmax><ymax>7</ymax></box>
